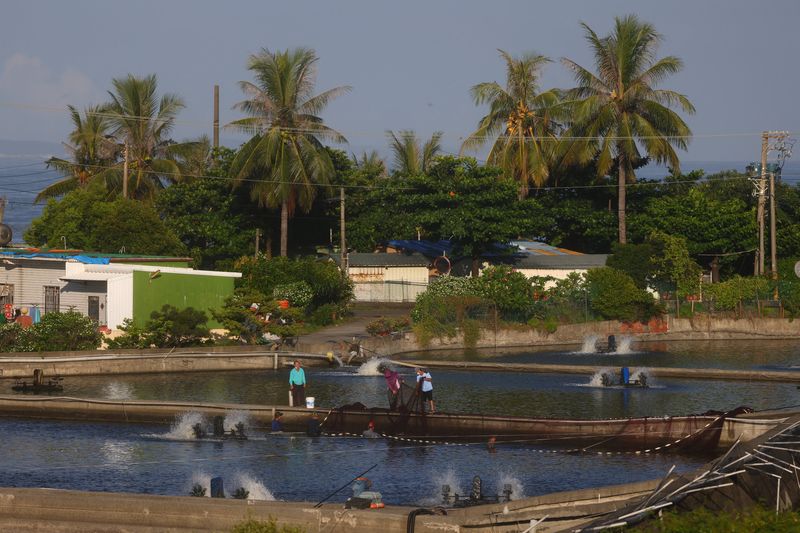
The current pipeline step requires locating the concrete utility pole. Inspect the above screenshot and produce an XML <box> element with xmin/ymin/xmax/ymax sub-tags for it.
<box><xmin>340</xmin><ymin>187</ymin><xmax>347</xmax><ymax>275</ymax></box>
<box><xmin>757</xmin><ymin>132</ymin><xmax>768</xmax><ymax>276</ymax></box>
<box><xmin>213</xmin><ymin>85</ymin><xmax>220</xmax><ymax>149</ymax></box>
<box><xmin>122</xmin><ymin>142</ymin><xmax>129</xmax><ymax>199</ymax></box>
<box><xmin>770</xmin><ymin>170</ymin><xmax>778</xmax><ymax>278</ymax></box>
<box><xmin>254</xmin><ymin>228</ymin><xmax>260</xmax><ymax>257</ymax></box>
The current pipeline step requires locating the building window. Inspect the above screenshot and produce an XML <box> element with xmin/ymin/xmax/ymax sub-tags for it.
<box><xmin>0</xmin><ymin>284</ymin><xmax>14</xmax><ymax>306</ymax></box>
<box><xmin>44</xmin><ymin>286</ymin><xmax>60</xmax><ymax>314</ymax></box>
<box><xmin>88</xmin><ymin>296</ymin><xmax>100</xmax><ymax>323</ymax></box>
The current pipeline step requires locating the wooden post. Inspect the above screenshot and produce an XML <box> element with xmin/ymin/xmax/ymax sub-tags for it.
<box><xmin>254</xmin><ymin>228</ymin><xmax>261</xmax><ymax>257</ymax></box>
<box><xmin>273</xmin><ymin>352</ymin><xmax>278</xmax><ymax>371</ymax></box>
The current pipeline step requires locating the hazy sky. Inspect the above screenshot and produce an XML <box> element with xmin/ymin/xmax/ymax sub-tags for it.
<box><xmin>1</xmin><ymin>0</ymin><xmax>798</xmax><ymax>163</ymax></box>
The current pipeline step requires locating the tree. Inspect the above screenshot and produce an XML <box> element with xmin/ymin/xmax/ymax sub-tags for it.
<box><xmin>156</xmin><ymin>147</ymin><xmax>259</xmax><ymax>269</ymax></box>
<box><xmin>104</xmin><ymin>73</ymin><xmax>191</xmax><ymax>199</ymax></box>
<box><xmin>387</xmin><ymin>130</ymin><xmax>442</xmax><ymax>176</ymax></box>
<box><xmin>585</xmin><ymin>267</ymin><xmax>659</xmax><ymax>321</ymax></box>
<box><xmin>37</xmin><ymin>105</ymin><xmax>119</xmax><ymax>201</ymax></box>
<box><xmin>648</xmin><ymin>230</ymin><xmax>702</xmax><ymax>314</ymax></box>
<box><xmin>25</xmin><ymin>181</ymin><xmax>185</xmax><ymax>255</ymax></box>
<box><xmin>229</xmin><ymin>47</ymin><xmax>350</xmax><ymax>257</ymax></box>
<box><xmin>461</xmin><ymin>50</ymin><xmax>563</xmax><ymax>198</ymax></box>
<box><xmin>562</xmin><ymin>15</ymin><xmax>695</xmax><ymax>243</ymax></box>
<box><xmin>606</xmin><ymin>242</ymin><xmax>656</xmax><ymax>289</ymax></box>
<box><xmin>351</xmin><ymin>150</ymin><xmax>387</xmax><ymax>177</ymax></box>
<box><xmin>348</xmin><ymin>156</ymin><xmax>544</xmax><ymax>276</ymax></box>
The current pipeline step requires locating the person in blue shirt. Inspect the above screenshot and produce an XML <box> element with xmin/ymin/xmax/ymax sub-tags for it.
<box><xmin>416</xmin><ymin>368</ymin><xmax>435</xmax><ymax>414</ymax></box>
<box><xmin>289</xmin><ymin>360</ymin><xmax>306</xmax><ymax>407</ymax></box>
<box><xmin>271</xmin><ymin>412</ymin><xmax>284</xmax><ymax>432</ymax></box>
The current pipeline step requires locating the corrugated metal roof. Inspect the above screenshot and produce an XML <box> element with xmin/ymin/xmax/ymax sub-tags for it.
<box><xmin>513</xmin><ymin>254</ymin><xmax>608</xmax><ymax>269</ymax></box>
<box><xmin>339</xmin><ymin>252</ymin><xmax>430</xmax><ymax>267</ymax></box>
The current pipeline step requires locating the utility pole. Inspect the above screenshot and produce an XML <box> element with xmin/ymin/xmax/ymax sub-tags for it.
<box><xmin>254</xmin><ymin>228</ymin><xmax>261</xmax><ymax>257</ymax></box>
<box><xmin>122</xmin><ymin>142</ymin><xmax>129</xmax><ymax>199</ymax></box>
<box><xmin>340</xmin><ymin>187</ymin><xmax>347</xmax><ymax>275</ymax></box>
<box><xmin>770</xmin><ymin>170</ymin><xmax>777</xmax><ymax>278</ymax></box>
<box><xmin>213</xmin><ymin>85</ymin><xmax>220</xmax><ymax>149</ymax></box>
<box><xmin>757</xmin><ymin>132</ymin><xmax>768</xmax><ymax>276</ymax></box>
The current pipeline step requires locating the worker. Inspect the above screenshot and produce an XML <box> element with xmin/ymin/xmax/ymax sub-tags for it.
<box><xmin>307</xmin><ymin>412</ymin><xmax>322</xmax><ymax>437</ymax></box>
<box><xmin>271</xmin><ymin>412</ymin><xmax>284</xmax><ymax>432</ymax></box>
<box><xmin>289</xmin><ymin>360</ymin><xmax>306</xmax><ymax>407</ymax></box>
<box><xmin>416</xmin><ymin>368</ymin><xmax>435</xmax><ymax>414</ymax></box>
<box><xmin>362</xmin><ymin>421</ymin><xmax>380</xmax><ymax>439</ymax></box>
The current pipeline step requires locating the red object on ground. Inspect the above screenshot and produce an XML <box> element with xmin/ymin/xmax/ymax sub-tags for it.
<box><xmin>15</xmin><ymin>315</ymin><xmax>32</xmax><ymax>329</ymax></box>
<box><xmin>278</xmin><ymin>300</ymin><xmax>290</xmax><ymax>309</ymax></box>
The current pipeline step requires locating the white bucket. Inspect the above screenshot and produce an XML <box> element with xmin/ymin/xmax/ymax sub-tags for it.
<box><xmin>306</xmin><ymin>397</ymin><xmax>315</xmax><ymax>409</ymax></box>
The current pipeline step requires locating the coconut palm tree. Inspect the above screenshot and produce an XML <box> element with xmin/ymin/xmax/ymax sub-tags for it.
<box><xmin>229</xmin><ymin>47</ymin><xmax>350</xmax><ymax>257</ymax></box>
<box><xmin>351</xmin><ymin>150</ymin><xmax>387</xmax><ymax>177</ymax></box>
<box><xmin>37</xmin><ymin>105</ymin><xmax>120</xmax><ymax>201</ymax></box>
<box><xmin>461</xmin><ymin>50</ymin><xmax>563</xmax><ymax>199</ymax></box>
<box><xmin>104</xmin><ymin>74</ymin><xmax>189</xmax><ymax>200</ymax></box>
<box><xmin>387</xmin><ymin>130</ymin><xmax>442</xmax><ymax>176</ymax></box>
<box><xmin>562</xmin><ymin>15</ymin><xmax>694</xmax><ymax>243</ymax></box>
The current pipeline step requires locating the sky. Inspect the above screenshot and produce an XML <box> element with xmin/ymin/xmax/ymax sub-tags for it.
<box><xmin>1</xmin><ymin>0</ymin><xmax>799</xmax><ymax>163</ymax></box>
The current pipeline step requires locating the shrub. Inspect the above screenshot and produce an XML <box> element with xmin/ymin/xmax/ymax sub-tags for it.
<box><xmin>108</xmin><ymin>305</ymin><xmax>210</xmax><ymax>349</ymax></box>
<box><xmin>473</xmin><ymin>265</ymin><xmax>535</xmax><ymax>321</ymax></box>
<box><xmin>272</xmin><ymin>281</ymin><xmax>313</xmax><ymax>309</ymax></box>
<box><xmin>230</xmin><ymin>518</ymin><xmax>304</xmax><ymax>533</ymax></box>
<box><xmin>585</xmin><ymin>267</ymin><xmax>660</xmax><ymax>321</ymax></box>
<box><xmin>366</xmin><ymin>317</ymin><xmax>411</xmax><ymax>336</ymax></box>
<box><xmin>309</xmin><ymin>303</ymin><xmax>341</xmax><ymax>326</ymax></box>
<box><xmin>27</xmin><ymin>311</ymin><xmax>103</xmax><ymax>351</ymax></box>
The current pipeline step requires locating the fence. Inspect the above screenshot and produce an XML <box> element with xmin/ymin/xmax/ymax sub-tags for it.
<box><xmin>352</xmin><ymin>280</ymin><xmax>428</xmax><ymax>303</ymax></box>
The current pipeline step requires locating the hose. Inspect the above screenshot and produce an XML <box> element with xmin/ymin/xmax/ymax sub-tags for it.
<box><xmin>406</xmin><ymin>507</ymin><xmax>446</xmax><ymax>533</ymax></box>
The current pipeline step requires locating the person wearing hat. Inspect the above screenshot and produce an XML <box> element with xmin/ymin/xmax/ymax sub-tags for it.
<box><xmin>362</xmin><ymin>420</ymin><xmax>379</xmax><ymax>439</ymax></box>
<box><xmin>306</xmin><ymin>411</ymin><xmax>322</xmax><ymax>437</ymax></box>
<box><xmin>271</xmin><ymin>412</ymin><xmax>284</xmax><ymax>432</ymax></box>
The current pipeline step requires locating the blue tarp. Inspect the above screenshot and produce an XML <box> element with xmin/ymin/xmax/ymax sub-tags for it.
<box><xmin>0</xmin><ymin>252</ymin><xmax>111</xmax><ymax>264</ymax></box>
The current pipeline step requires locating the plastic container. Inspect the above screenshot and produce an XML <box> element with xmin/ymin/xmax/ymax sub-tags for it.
<box><xmin>278</xmin><ymin>300</ymin><xmax>290</xmax><ymax>309</ymax></box>
<box><xmin>306</xmin><ymin>396</ymin><xmax>315</xmax><ymax>409</ymax></box>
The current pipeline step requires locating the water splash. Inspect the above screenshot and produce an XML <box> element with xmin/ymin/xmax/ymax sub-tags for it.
<box><xmin>497</xmin><ymin>473</ymin><xmax>525</xmax><ymax>501</ymax></box>
<box><xmin>189</xmin><ymin>471</ymin><xmax>211</xmax><ymax>497</ymax></box>
<box><xmin>165</xmin><ymin>412</ymin><xmax>206</xmax><ymax>440</ymax></box>
<box><xmin>615</xmin><ymin>336</ymin><xmax>635</xmax><ymax>354</ymax></box>
<box><xmin>356</xmin><ymin>357</ymin><xmax>392</xmax><ymax>376</ymax></box>
<box><xmin>102</xmin><ymin>381</ymin><xmax>133</xmax><ymax>400</ymax></box>
<box><xmin>574</xmin><ymin>335</ymin><xmax>599</xmax><ymax>354</ymax></box>
<box><xmin>223</xmin><ymin>410</ymin><xmax>251</xmax><ymax>432</ymax></box>
<box><xmin>229</xmin><ymin>472</ymin><xmax>276</xmax><ymax>501</ymax></box>
<box><xmin>421</xmin><ymin>468</ymin><xmax>465</xmax><ymax>505</ymax></box>
<box><xmin>584</xmin><ymin>369</ymin><xmax>614</xmax><ymax>388</ymax></box>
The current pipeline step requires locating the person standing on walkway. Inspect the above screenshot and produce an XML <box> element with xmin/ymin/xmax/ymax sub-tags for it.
<box><xmin>416</xmin><ymin>368</ymin><xmax>435</xmax><ymax>414</ymax></box>
<box><xmin>289</xmin><ymin>359</ymin><xmax>306</xmax><ymax>407</ymax></box>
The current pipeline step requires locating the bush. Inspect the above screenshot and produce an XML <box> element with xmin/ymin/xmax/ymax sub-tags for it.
<box><xmin>0</xmin><ymin>312</ymin><xmax>101</xmax><ymax>352</ymax></box>
<box><xmin>309</xmin><ymin>304</ymin><xmax>341</xmax><ymax>326</ymax></box>
<box><xmin>272</xmin><ymin>281</ymin><xmax>314</xmax><ymax>309</ymax></box>
<box><xmin>473</xmin><ymin>265</ymin><xmax>535</xmax><ymax>321</ymax></box>
<box><xmin>366</xmin><ymin>317</ymin><xmax>411</xmax><ymax>336</ymax></box>
<box><xmin>107</xmin><ymin>305</ymin><xmax>210</xmax><ymax>349</ymax></box>
<box><xmin>639</xmin><ymin>506</ymin><xmax>800</xmax><ymax>532</ymax></box>
<box><xmin>585</xmin><ymin>267</ymin><xmax>660</xmax><ymax>321</ymax></box>
<box><xmin>236</xmin><ymin>256</ymin><xmax>353</xmax><ymax>310</ymax></box>
<box><xmin>230</xmin><ymin>518</ymin><xmax>304</xmax><ymax>533</ymax></box>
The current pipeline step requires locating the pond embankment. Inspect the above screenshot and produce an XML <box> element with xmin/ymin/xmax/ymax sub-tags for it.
<box><xmin>358</xmin><ymin>316</ymin><xmax>800</xmax><ymax>357</ymax></box>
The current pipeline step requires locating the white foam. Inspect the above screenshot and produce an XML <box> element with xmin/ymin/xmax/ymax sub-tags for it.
<box><xmin>165</xmin><ymin>412</ymin><xmax>206</xmax><ymax>440</ymax></box>
<box><xmin>189</xmin><ymin>471</ymin><xmax>212</xmax><ymax>497</ymax></box>
<box><xmin>102</xmin><ymin>381</ymin><xmax>133</xmax><ymax>400</ymax></box>
<box><xmin>615</xmin><ymin>336</ymin><xmax>635</xmax><ymax>354</ymax></box>
<box><xmin>421</xmin><ymin>468</ymin><xmax>465</xmax><ymax>505</ymax></box>
<box><xmin>229</xmin><ymin>472</ymin><xmax>276</xmax><ymax>501</ymax></box>
<box><xmin>223</xmin><ymin>410</ymin><xmax>251</xmax><ymax>432</ymax></box>
<box><xmin>497</xmin><ymin>473</ymin><xmax>525</xmax><ymax>501</ymax></box>
<box><xmin>574</xmin><ymin>335</ymin><xmax>599</xmax><ymax>354</ymax></box>
<box><xmin>356</xmin><ymin>357</ymin><xmax>392</xmax><ymax>376</ymax></box>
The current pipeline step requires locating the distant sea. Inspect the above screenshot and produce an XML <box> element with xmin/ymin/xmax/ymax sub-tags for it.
<box><xmin>0</xmin><ymin>153</ymin><xmax>798</xmax><ymax>245</ymax></box>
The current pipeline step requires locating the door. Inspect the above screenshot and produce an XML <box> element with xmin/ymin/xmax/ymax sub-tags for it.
<box><xmin>88</xmin><ymin>296</ymin><xmax>100</xmax><ymax>323</ymax></box>
<box><xmin>44</xmin><ymin>286</ymin><xmax>60</xmax><ymax>314</ymax></box>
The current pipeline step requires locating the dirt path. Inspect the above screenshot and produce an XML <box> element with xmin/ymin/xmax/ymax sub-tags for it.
<box><xmin>299</xmin><ymin>302</ymin><xmax>413</xmax><ymax>346</ymax></box>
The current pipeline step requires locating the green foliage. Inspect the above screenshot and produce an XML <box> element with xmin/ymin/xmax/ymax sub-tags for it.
<box><xmin>473</xmin><ymin>265</ymin><xmax>535</xmax><ymax>320</ymax></box>
<box><xmin>25</xmin><ymin>182</ymin><xmax>185</xmax><ymax>256</ymax></box>
<box><xmin>211</xmin><ymin>289</ymin><xmax>271</xmax><ymax>344</ymax></box>
<box><xmin>237</xmin><ymin>256</ymin><xmax>353</xmax><ymax>310</ymax></box>
<box><xmin>648</xmin><ymin>230</ymin><xmax>702</xmax><ymax>298</ymax></box>
<box><xmin>232</xmin><ymin>487</ymin><xmax>250</xmax><ymax>499</ymax></box>
<box><xmin>411</xmin><ymin>276</ymin><xmax>479</xmax><ymax>323</ymax></box>
<box><xmin>189</xmin><ymin>484</ymin><xmax>206</xmax><ymax>497</ymax></box>
<box><xmin>0</xmin><ymin>312</ymin><xmax>101</xmax><ymax>352</ymax></box>
<box><xmin>308</xmin><ymin>303</ymin><xmax>341</xmax><ymax>327</ymax></box>
<box><xmin>230</xmin><ymin>517</ymin><xmax>304</xmax><ymax>533</ymax></box>
<box><xmin>272</xmin><ymin>281</ymin><xmax>314</xmax><ymax>309</ymax></box>
<box><xmin>637</xmin><ymin>506</ymin><xmax>800</xmax><ymax>532</ymax></box>
<box><xmin>366</xmin><ymin>317</ymin><xmax>411</xmax><ymax>336</ymax></box>
<box><xmin>107</xmin><ymin>305</ymin><xmax>210</xmax><ymax>349</ymax></box>
<box><xmin>585</xmin><ymin>267</ymin><xmax>659</xmax><ymax>321</ymax></box>
<box><xmin>156</xmin><ymin>153</ymin><xmax>259</xmax><ymax>269</ymax></box>
<box><xmin>607</xmin><ymin>242</ymin><xmax>656</xmax><ymax>289</ymax></box>
<box><xmin>704</xmin><ymin>275</ymin><xmax>770</xmax><ymax>312</ymax></box>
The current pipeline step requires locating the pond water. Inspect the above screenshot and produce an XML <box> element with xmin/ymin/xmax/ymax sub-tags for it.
<box><xmin>2</xmin><ymin>339</ymin><xmax>798</xmax><ymax>504</ymax></box>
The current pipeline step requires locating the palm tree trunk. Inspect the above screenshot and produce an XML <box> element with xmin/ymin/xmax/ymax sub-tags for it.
<box><xmin>280</xmin><ymin>199</ymin><xmax>289</xmax><ymax>257</ymax></box>
<box><xmin>618</xmin><ymin>158</ymin><xmax>627</xmax><ymax>244</ymax></box>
